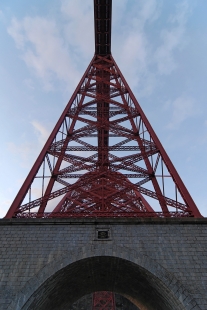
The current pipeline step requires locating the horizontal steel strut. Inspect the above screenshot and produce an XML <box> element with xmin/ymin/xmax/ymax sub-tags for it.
<box><xmin>5</xmin><ymin>0</ymin><xmax>202</xmax><ymax>219</ymax></box>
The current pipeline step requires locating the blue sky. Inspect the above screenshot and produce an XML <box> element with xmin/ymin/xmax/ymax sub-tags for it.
<box><xmin>1</xmin><ymin>0</ymin><xmax>207</xmax><ymax>217</ymax></box>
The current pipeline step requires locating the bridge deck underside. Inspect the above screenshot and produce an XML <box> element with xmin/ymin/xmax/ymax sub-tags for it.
<box><xmin>94</xmin><ymin>0</ymin><xmax>112</xmax><ymax>55</ymax></box>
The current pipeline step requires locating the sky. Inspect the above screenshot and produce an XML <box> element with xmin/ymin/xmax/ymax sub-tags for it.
<box><xmin>1</xmin><ymin>0</ymin><xmax>207</xmax><ymax>218</ymax></box>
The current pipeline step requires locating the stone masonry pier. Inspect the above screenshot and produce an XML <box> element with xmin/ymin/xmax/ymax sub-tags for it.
<box><xmin>0</xmin><ymin>218</ymin><xmax>206</xmax><ymax>310</ymax></box>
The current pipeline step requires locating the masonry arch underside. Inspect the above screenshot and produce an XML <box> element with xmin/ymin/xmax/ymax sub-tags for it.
<box><xmin>22</xmin><ymin>256</ymin><xmax>191</xmax><ymax>310</ymax></box>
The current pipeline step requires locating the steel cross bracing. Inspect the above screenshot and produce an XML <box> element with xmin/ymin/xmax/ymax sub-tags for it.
<box><xmin>92</xmin><ymin>292</ymin><xmax>115</xmax><ymax>310</ymax></box>
<box><xmin>5</xmin><ymin>0</ymin><xmax>202</xmax><ymax>218</ymax></box>
<box><xmin>5</xmin><ymin>55</ymin><xmax>202</xmax><ymax>218</ymax></box>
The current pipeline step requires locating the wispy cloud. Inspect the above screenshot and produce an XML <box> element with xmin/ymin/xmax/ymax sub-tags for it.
<box><xmin>154</xmin><ymin>0</ymin><xmax>192</xmax><ymax>75</ymax></box>
<box><xmin>6</xmin><ymin>0</ymin><xmax>96</xmax><ymax>91</ymax></box>
<box><xmin>7</xmin><ymin>0</ymin><xmax>193</xmax><ymax>96</ymax></box>
<box><xmin>112</xmin><ymin>0</ymin><xmax>161</xmax><ymax>92</ymax></box>
<box><xmin>31</xmin><ymin>120</ymin><xmax>50</xmax><ymax>146</ymax></box>
<box><xmin>0</xmin><ymin>9</ymin><xmax>4</xmax><ymax>21</ymax></box>
<box><xmin>112</xmin><ymin>0</ymin><xmax>194</xmax><ymax>96</ymax></box>
<box><xmin>60</xmin><ymin>0</ymin><xmax>94</xmax><ymax>59</ymax></box>
<box><xmin>8</xmin><ymin>16</ymin><xmax>80</xmax><ymax>90</ymax></box>
<box><xmin>7</xmin><ymin>121</ymin><xmax>50</xmax><ymax>167</ymax></box>
<box><xmin>138</xmin><ymin>0</ymin><xmax>162</xmax><ymax>24</ymax></box>
<box><xmin>167</xmin><ymin>95</ymin><xmax>199</xmax><ymax>129</ymax></box>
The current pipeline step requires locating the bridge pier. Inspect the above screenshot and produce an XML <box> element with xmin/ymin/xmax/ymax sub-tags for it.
<box><xmin>0</xmin><ymin>218</ymin><xmax>206</xmax><ymax>310</ymax></box>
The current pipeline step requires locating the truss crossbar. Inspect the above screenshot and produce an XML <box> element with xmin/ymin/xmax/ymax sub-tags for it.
<box><xmin>5</xmin><ymin>54</ymin><xmax>202</xmax><ymax>219</ymax></box>
<box><xmin>92</xmin><ymin>291</ymin><xmax>115</xmax><ymax>310</ymax></box>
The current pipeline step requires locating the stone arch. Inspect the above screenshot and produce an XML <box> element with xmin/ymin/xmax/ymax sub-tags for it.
<box><xmin>8</xmin><ymin>244</ymin><xmax>200</xmax><ymax>310</ymax></box>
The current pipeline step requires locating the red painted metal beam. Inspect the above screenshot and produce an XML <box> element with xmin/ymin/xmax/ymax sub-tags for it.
<box><xmin>110</xmin><ymin>55</ymin><xmax>202</xmax><ymax>218</ymax></box>
<box><xmin>5</xmin><ymin>57</ymin><xmax>96</xmax><ymax>219</ymax></box>
<box><xmin>92</xmin><ymin>291</ymin><xmax>115</xmax><ymax>310</ymax></box>
<box><xmin>5</xmin><ymin>1</ymin><xmax>202</xmax><ymax>219</ymax></box>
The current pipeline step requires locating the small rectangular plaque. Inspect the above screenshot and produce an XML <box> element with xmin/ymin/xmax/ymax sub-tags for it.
<box><xmin>98</xmin><ymin>230</ymin><xmax>109</xmax><ymax>239</ymax></box>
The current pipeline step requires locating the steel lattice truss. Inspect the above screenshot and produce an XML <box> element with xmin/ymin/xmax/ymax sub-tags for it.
<box><xmin>93</xmin><ymin>291</ymin><xmax>115</xmax><ymax>310</ymax></box>
<box><xmin>6</xmin><ymin>55</ymin><xmax>201</xmax><ymax>218</ymax></box>
<box><xmin>5</xmin><ymin>0</ymin><xmax>202</xmax><ymax>218</ymax></box>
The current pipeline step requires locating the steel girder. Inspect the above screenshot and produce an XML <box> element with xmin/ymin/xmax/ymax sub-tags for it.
<box><xmin>92</xmin><ymin>291</ymin><xmax>115</xmax><ymax>310</ymax></box>
<box><xmin>94</xmin><ymin>0</ymin><xmax>112</xmax><ymax>55</ymax></box>
<box><xmin>5</xmin><ymin>55</ymin><xmax>202</xmax><ymax>218</ymax></box>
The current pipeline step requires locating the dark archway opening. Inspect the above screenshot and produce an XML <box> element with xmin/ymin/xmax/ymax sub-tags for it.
<box><xmin>23</xmin><ymin>256</ymin><xmax>186</xmax><ymax>310</ymax></box>
<box><xmin>69</xmin><ymin>292</ymin><xmax>139</xmax><ymax>309</ymax></box>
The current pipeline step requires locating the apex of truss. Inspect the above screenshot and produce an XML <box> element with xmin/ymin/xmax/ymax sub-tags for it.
<box><xmin>5</xmin><ymin>0</ymin><xmax>202</xmax><ymax>219</ymax></box>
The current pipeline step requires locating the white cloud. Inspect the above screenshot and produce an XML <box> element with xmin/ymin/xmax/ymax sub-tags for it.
<box><xmin>6</xmin><ymin>0</ymin><xmax>193</xmax><ymax>97</ymax></box>
<box><xmin>167</xmin><ymin>95</ymin><xmax>198</xmax><ymax>129</ymax></box>
<box><xmin>7</xmin><ymin>121</ymin><xmax>50</xmax><ymax>167</ymax></box>
<box><xmin>7</xmin><ymin>18</ymin><xmax>25</xmax><ymax>48</ymax></box>
<box><xmin>154</xmin><ymin>0</ymin><xmax>192</xmax><ymax>75</ymax></box>
<box><xmin>112</xmin><ymin>0</ymin><xmax>161</xmax><ymax>94</ymax></box>
<box><xmin>31</xmin><ymin>120</ymin><xmax>50</xmax><ymax>146</ymax></box>
<box><xmin>60</xmin><ymin>0</ymin><xmax>94</xmax><ymax>58</ymax></box>
<box><xmin>0</xmin><ymin>9</ymin><xmax>4</xmax><ymax>20</ymax></box>
<box><xmin>139</xmin><ymin>0</ymin><xmax>162</xmax><ymax>24</ymax></box>
<box><xmin>8</xmin><ymin>16</ymin><xmax>80</xmax><ymax>90</ymax></box>
<box><xmin>112</xmin><ymin>0</ymin><xmax>194</xmax><ymax>96</ymax></box>
<box><xmin>117</xmin><ymin>32</ymin><xmax>148</xmax><ymax>87</ymax></box>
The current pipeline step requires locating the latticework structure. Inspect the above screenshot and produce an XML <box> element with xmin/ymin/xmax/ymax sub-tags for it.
<box><xmin>92</xmin><ymin>292</ymin><xmax>115</xmax><ymax>310</ymax></box>
<box><xmin>5</xmin><ymin>0</ymin><xmax>201</xmax><ymax>219</ymax></box>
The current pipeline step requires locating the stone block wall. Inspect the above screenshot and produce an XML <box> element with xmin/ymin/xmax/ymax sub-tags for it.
<box><xmin>0</xmin><ymin>218</ymin><xmax>206</xmax><ymax>310</ymax></box>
